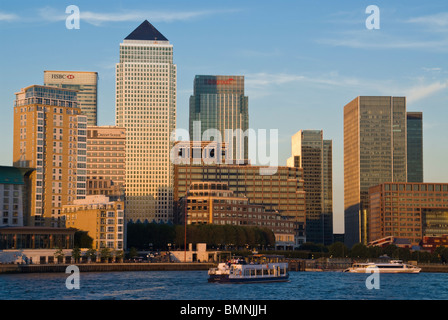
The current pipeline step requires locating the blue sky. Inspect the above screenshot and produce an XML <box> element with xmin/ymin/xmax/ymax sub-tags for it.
<box><xmin>1</xmin><ymin>0</ymin><xmax>447</xmax><ymax>233</ymax></box>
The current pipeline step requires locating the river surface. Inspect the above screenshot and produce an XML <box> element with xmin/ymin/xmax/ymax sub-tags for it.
<box><xmin>1</xmin><ymin>270</ymin><xmax>448</xmax><ymax>300</ymax></box>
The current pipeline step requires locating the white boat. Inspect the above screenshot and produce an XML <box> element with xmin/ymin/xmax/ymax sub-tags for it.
<box><xmin>208</xmin><ymin>255</ymin><xmax>289</xmax><ymax>283</ymax></box>
<box><xmin>343</xmin><ymin>260</ymin><xmax>421</xmax><ymax>273</ymax></box>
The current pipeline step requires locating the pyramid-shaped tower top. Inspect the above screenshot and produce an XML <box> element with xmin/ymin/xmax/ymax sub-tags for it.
<box><xmin>125</xmin><ymin>20</ymin><xmax>168</xmax><ymax>41</ymax></box>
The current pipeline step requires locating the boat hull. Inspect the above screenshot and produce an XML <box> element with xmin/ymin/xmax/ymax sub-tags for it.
<box><xmin>208</xmin><ymin>274</ymin><xmax>290</xmax><ymax>283</ymax></box>
<box><xmin>344</xmin><ymin>268</ymin><xmax>421</xmax><ymax>274</ymax></box>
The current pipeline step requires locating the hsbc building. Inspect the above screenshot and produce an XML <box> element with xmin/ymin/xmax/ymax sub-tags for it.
<box><xmin>44</xmin><ymin>71</ymin><xmax>98</xmax><ymax>126</ymax></box>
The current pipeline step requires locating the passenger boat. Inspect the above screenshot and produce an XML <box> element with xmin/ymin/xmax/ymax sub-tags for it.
<box><xmin>208</xmin><ymin>255</ymin><xmax>289</xmax><ymax>283</ymax></box>
<box><xmin>343</xmin><ymin>260</ymin><xmax>421</xmax><ymax>273</ymax></box>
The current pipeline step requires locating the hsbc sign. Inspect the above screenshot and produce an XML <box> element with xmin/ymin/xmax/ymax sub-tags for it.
<box><xmin>204</xmin><ymin>78</ymin><xmax>234</xmax><ymax>85</ymax></box>
<box><xmin>51</xmin><ymin>74</ymin><xmax>75</xmax><ymax>80</ymax></box>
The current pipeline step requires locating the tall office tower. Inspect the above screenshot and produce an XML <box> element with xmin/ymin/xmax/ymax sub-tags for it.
<box><xmin>13</xmin><ymin>85</ymin><xmax>87</xmax><ymax>227</ymax></box>
<box><xmin>189</xmin><ymin>75</ymin><xmax>249</xmax><ymax>161</ymax></box>
<box><xmin>407</xmin><ymin>112</ymin><xmax>423</xmax><ymax>182</ymax></box>
<box><xmin>44</xmin><ymin>71</ymin><xmax>98</xmax><ymax>126</ymax></box>
<box><xmin>344</xmin><ymin>96</ymin><xmax>407</xmax><ymax>248</ymax></box>
<box><xmin>287</xmin><ymin>130</ymin><xmax>333</xmax><ymax>245</ymax></box>
<box><xmin>115</xmin><ymin>20</ymin><xmax>176</xmax><ymax>223</ymax></box>
<box><xmin>86</xmin><ymin>126</ymin><xmax>126</xmax><ymax>201</ymax></box>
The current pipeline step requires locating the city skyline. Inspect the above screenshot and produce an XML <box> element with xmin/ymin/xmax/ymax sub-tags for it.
<box><xmin>1</xmin><ymin>1</ymin><xmax>448</xmax><ymax>233</ymax></box>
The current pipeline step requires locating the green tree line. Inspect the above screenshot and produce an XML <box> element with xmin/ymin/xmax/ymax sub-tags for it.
<box><xmin>126</xmin><ymin>222</ymin><xmax>275</xmax><ymax>250</ymax></box>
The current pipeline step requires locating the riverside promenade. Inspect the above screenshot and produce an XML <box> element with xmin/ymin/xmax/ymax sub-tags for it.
<box><xmin>0</xmin><ymin>262</ymin><xmax>216</xmax><ymax>274</ymax></box>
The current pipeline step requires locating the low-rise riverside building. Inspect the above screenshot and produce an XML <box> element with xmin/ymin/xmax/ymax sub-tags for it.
<box><xmin>179</xmin><ymin>181</ymin><xmax>296</xmax><ymax>249</ymax></box>
<box><xmin>62</xmin><ymin>195</ymin><xmax>125</xmax><ymax>250</ymax></box>
<box><xmin>369</xmin><ymin>182</ymin><xmax>448</xmax><ymax>246</ymax></box>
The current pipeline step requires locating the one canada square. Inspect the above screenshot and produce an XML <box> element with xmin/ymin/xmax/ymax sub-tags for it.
<box><xmin>116</xmin><ymin>20</ymin><xmax>176</xmax><ymax>223</ymax></box>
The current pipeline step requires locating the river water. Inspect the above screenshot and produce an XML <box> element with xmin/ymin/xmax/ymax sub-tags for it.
<box><xmin>1</xmin><ymin>270</ymin><xmax>448</xmax><ymax>300</ymax></box>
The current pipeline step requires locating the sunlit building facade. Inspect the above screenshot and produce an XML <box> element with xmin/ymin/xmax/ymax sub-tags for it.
<box><xmin>344</xmin><ymin>96</ymin><xmax>408</xmax><ymax>248</ymax></box>
<box><xmin>369</xmin><ymin>182</ymin><xmax>448</xmax><ymax>246</ymax></box>
<box><xmin>174</xmin><ymin>163</ymin><xmax>306</xmax><ymax>246</ymax></box>
<box><xmin>115</xmin><ymin>20</ymin><xmax>176</xmax><ymax>223</ymax></box>
<box><xmin>86</xmin><ymin>126</ymin><xmax>126</xmax><ymax>200</ymax></box>
<box><xmin>287</xmin><ymin>130</ymin><xmax>333</xmax><ymax>245</ymax></box>
<box><xmin>44</xmin><ymin>71</ymin><xmax>98</xmax><ymax>126</ymax></box>
<box><xmin>13</xmin><ymin>85</ymin><xmax>87</xmax><ymax>227</ymax></box>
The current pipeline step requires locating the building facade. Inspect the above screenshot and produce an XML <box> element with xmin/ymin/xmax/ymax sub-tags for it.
<box><xmin>0</xmin><ymin>166</ymin><xmax>34</xmax><ymax>227</ymax></box>
<box><xmin>407</xmin><ymin>112</ymin><xmax>423</xmax><ymax>183</ymax></box>
<box><xmin>13</xmin><ymin>85</ymin><xmax>87</xmax><ymax>227</ymax></box>
<box><xmin>189</xmin><ymin>75</ymin><xmax>249</xmax><ymax>161</ymax></box>
<box><xmin>115</xmin><ymin>20</ymin><xmax>176</xmax><ymax>223</ymax></box>
<box><xmin>368</xmin><ymin>182</ymin><xmax>448</xmax><ymax>246</ymax></box>
<box><xmin>174</xmin><ymin>163</ymin><xmax>306</xmax><ymax>246</ymax></box>
<box><xmin>287</xmin><ymin>130</ymin><xmax>333</xmax><ymax>245</ymax></box>
<box><xmin>178</xmin><ymin>181</ymin><xmax>296</xmax><ymax>248</ymax></box>
<box><xmin>86</xmin><ymin>126</ymin><xmax>126</xmax><ymax>200</ymax></box>
<box><xmin>44</xmin><ymin>71</ymin><xmax>98</xmax><ymax>126</ymax></box>
<box><xmin>62</xmin><ymin>195</ymin><xmax>125</xmax><ymax>250</ymax></box>
<box><xmin>344</xmin><ymin>96</ymin><xmax>408</xmax><ymax>248</ymax></box>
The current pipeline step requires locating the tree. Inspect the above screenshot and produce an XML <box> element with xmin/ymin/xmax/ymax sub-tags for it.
<box><xmin>54</xmin><ymin>247</ymin><xmax>65</xmax><ymax>264</ymax></box>
<box><xmin>100</xmin><ymin>247</ymin><xmax>112</xmax><ymax>263</ymax></box>
<box><xmin>128</xmin><ymin>247</ymin><xmax>139</xmax><ymax>260</ymax></box>
<box><xmin>85</xmin><ymin>248</ymin><xmax>97</xmax><ymax>263</ymax></box>
<box><xmin>72</xmin><ymin>247</ymin><xmax>81</xmax><ymax>263</ymax></box>
<box><xmin>114</xmin><ymin>250</ymin><xmax>124</xmax><ymax>263</ymax></box>
<box><xmin>349</xmin><ymin>243</ymin><xmax>369</xmax><ymax>259</ymax></box>
<box><xmin>328</xmin><ymin>242</ymin><xmax>348</xmax><ymax>258</ymax></box>
<box><xmin>383</xmin><ymin>244</ymin><xmax>398</xmax><ymax>258</ymax></box>
<box><xmin>440</xmin><ymin>247</ymin><xmax>448</xmax><ymax>263</ymax></box>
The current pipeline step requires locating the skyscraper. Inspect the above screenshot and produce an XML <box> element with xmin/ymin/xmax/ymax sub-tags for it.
<box><xmin>344</xmin><ymin>96</ymin><xmax>408</xmax><ymax>248</ymax></box>
<box><xmin>189</xmin><ymin>75</ymin><xmax>249</xmax><ymax>161</ymax></box>
<box><xmin>44</xmin><ymin>71</ymin><xmax>98</xmax><ymax>126</ymax></box>
<box><xmin>115</xmin><ymin>20</ymin><xmax>176</xmax><ymax>223</ymax></box>
<box><xmin>287</xmin><ymin>130</ymin><xmax>333</xmax><ymax>245</ymax></box>
<box><xmin>13</xmin><ymin>85</ymin><xmax>87</xmax><ymax>227</ymax></box>
<box><xmin>407</xmin><ymin>112</ymin><xmax>423</xmax><ymax>182</ymax></box>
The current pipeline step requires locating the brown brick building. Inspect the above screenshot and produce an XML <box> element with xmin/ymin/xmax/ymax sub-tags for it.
<box><xmin>369</xmin><ymin>182</ymin><xmax>448</xmax><ymax>246</ymax></box>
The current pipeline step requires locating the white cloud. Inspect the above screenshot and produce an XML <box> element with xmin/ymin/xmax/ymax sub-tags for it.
<box><xmin>245</xmin><ymin>72</ymin><xmax>364</xmax><ymax>91</ymax></box>
<box><xmin>38</xmin><ymin>7</ymin><xmax>237</xmax><ymax>26</ymax></box>
<box><xmin>407</xmin><ymin>12</ymin><xmax>448</xmax><ymax>28</ymax></box>
<box><xmin>245</xmin><ymin>71</ymin><xmax>448</xmax><ymax>103</ymax></box>
<box><xmin>0</xmin><ymin>12</ymin><xmax>18</xmax><ymax>21</ymax></box>
<box><xmin>317</xmin><ymin>33</ymin><xmax>448</xmax><ymax>51</ymax></box>
<box><xmin>405</xmin><ymin>81</ymin><xmax>448</xmax><ymax>103</ymax></box>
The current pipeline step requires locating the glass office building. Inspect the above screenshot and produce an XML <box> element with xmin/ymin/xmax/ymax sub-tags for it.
<box><xmin>174</xmin><ymin>163</ymin><xmax>306</xmax><ymax>246</ymax></box>
<box><xmin>287</xmin><ymin>130</ymin><xmax>333</xmax><ymax>245</ymax></box>
<box><xmin>115</xmin><ymin>20</ymin><xmax>176</xmax><ymax>223</ymax></box>
<box><xmin>407</xmin><ymin>112</ymin><xmax>423</xmax><ymax>183</ymax></box>
<box><xmin>344</xmin><ymin>96</ymin><xmax>408</xmax><ymax>248</ymax></box>
<box><xmin>44</xmin><ymin>71</ymin><xmax>98</xmax><ymax>126</ymax></box>
<box><xmin>189</xmin><ymin>75</ymin><xmax>248</xmax><ymax>161</ymax></box>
